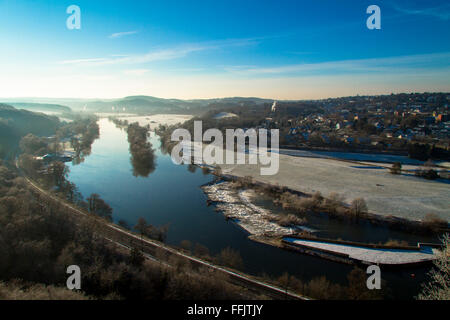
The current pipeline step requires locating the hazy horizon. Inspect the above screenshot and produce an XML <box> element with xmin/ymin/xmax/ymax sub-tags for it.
<box><xmin>1</xmin><ymin>89</ymin><xmax>450</xmax><ymax>104</ymax></box>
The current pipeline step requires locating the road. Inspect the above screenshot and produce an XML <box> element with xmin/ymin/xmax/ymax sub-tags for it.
<box><xmin>16</xmin><ymin>160</ymin><xmax>309</xmax><ymax>300</ymax></box>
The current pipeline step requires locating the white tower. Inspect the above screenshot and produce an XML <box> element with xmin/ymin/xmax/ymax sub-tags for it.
<box><xmin>271</xmin><ymin>101</ymin><xmax>277</xmax><ymax>112</ymax></box>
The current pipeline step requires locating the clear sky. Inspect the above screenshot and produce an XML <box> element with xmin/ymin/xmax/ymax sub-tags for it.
<box><xmin>0</xmin><ymin>0</ymin><xmax>449</xmax><ymax>99</ymax></box>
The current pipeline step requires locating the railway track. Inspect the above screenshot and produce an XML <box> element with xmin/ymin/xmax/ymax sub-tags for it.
<box><xmin>16</xmin><ymin>160</ymin><xmax>309</xmax><ymax>300</ymax></box>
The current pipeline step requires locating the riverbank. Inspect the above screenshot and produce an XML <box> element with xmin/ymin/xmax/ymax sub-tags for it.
<box><xmin>201</xmin><ymin>179</ymin><xmax>440</xmax><ymax>267</ymax></box>
<box><xmin>14</xmin><ymin>161</ymin><xmax>306</xmax><ymax>300</ymax></box>
<box><xmin>219</xmin><ymin>152</ymin><xmax>450</xmax><ymax>222</ymax></box>
<box><xmin>202</xmin><ymin>182</ymin><xmax>298</xmax><ymax>237</ymax></box>
<box><xmin>216</xmin><ymin>170</ymin><xmax>447</xmax><ymax>235</ymax></box>
<box><xmin>282</xmin><ymin>237</ymin><xmax>437</xmax><ymax>267</ymax></box>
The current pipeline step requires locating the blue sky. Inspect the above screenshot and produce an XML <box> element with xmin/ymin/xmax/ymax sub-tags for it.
<box><xmin>0</xmin><ymin>0</ymin><xmax>449</xmax><ymax>99</ymax></box>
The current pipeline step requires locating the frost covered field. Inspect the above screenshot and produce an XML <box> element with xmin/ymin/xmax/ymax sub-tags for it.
<box><xmin>220</xmin><ymin>154</ymin><xmax>450</xmax><ymax>222</ymax></box>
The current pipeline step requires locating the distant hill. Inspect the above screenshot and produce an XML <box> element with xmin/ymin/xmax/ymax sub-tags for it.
<box><xmin>85</xmin><ymin>96</ymin><xmax>276</xmax><ymax>114</ymax></box>
<box><xmin>84</xmin><ymin>96</ymin><xmax>191</xmax><ymax>114</ymax></box>
<box><xmin>0</xmin><ymin>104</ymin><xmax>61</xmax><ymax>158</ymax></box>
<box><xmin>191</xmin><ymin>97</ymin><xmax>273</xmax><ymax>105</ymax></box>
<box><xmin>0</xmin><ymin>96</ymin><xmax>276</xmax><ymax>114</ymax></box>
<box><xmin>6</xmin><ymin>102</ymin><xmax>71</xmax><ymax>113</ymax></box>
<box><xmin>0</xmin><ymin>103</ymin><xmax>60</xmax><ymax>141</ymax></box>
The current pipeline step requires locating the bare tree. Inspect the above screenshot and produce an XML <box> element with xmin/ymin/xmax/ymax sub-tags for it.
<box><xmin>390</xmin><ymin>162</ymin><xmax>402</xmax><ymax>175</ymax></box>
<box><xmin>324</xmin><ymin>192</ymin><xmax>345</xmax><ymax>213</ymax></box>
<box><xmin>217</xmin><ymin>247</ymin><xmax>244</xmax><ymax>270</ymax></box>
<box><xmin>134</xmin><ymin>217</ymin><xmax>148</xmax><ymax>252</ymax></box>
<box><xmin>180</xmin><ymin>240</ymin><xmax>192</xmax><ymax>252</ymax></box>
<box><xmin>351</xmin><ymin>198</ymin><xmax>368</xmax><ymax>217</ymax></box>
<box><xmin>213</xmin><ymin>166</ymin><xmax>222</xmax><ymax>177</ymax></box>
<box><xmin>87</xmin><ymin>193</ymin><xmax>112</xmax><ymax>221</ymax></box>
<box><xmin>417</xmin><ymin>234</ymin><xmax>450</xmax><ymax>300</ymax></box>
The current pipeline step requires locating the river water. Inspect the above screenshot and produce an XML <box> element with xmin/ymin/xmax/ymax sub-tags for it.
<box><xmin>67</xmin><ymin>118</ymin><xmax>437</xmax><ymax>299</ymax></box>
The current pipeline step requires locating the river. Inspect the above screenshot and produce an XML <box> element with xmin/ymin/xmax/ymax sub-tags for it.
<box><xmin>66</xmin><ymin>118</ymin><xmax>436</xmax><ymax>299</ymax></box>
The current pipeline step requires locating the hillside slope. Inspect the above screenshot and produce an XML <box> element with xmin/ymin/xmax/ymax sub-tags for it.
<box><xmin>0</xmin><ymin>104</ymin><xmax>60</xmax><ymax>157</ymax></box>
<box><xmin>6</xmin><ymin>102</ymin><xmax>71</xmax><ymax>113</ymax></box>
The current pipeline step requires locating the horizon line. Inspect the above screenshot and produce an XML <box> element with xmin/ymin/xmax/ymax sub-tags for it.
<box><xmin>1</xmin><ymin>90</ymin><xmax>449</xmax><ymax>103</ymax></box>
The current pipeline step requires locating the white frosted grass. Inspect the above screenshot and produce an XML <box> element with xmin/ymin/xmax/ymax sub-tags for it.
<box><xmin>221</xmin><ymin>153</ymin><xmax>450</xmax><ymax>221</ymax></box>
<box><xmin>286</xmin><ymin>238</ymin><xmax>437</xmax><ymax>265</ymax></box>
<box><xmin>203</xmin><ymin>182</ymin><xmax>295</xmax><ymax>237</ymax></box>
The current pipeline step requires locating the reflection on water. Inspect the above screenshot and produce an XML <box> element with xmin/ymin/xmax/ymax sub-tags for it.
<box><xmin>67</xmin><ymin>118</ymin><xmax>100</xmax><ymax>165</ymax></box>
<box><xmin>72</xmin><ymin>148</ymin><xmax>92</xmax><ymax>165</ymax></box>
<box><xmin>66</xmin><ymin>118</ymin><xmax>433</xmax><ymax>299</ymax></box>
<box><xmin>250</xmin><ymin>193</ymin><xmax>440</xmax><ymax>245</ymax></box>
<box><xmin>125</xmin><ymin>123</ymin><xmax>156</xmax><ymax>177</ymax></box>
